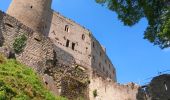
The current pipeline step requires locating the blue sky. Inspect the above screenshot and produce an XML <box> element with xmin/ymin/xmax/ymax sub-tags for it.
<box><xmin>1</xmin><ymin>0</ymin><xmax>170</xmax><ymax>85</ymax></box>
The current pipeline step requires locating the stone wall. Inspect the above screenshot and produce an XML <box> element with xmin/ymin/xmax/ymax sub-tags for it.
<box><xmin>89</xmin><ymin>72</ymin><xmax>140</xmax><ymax>100</ymax></box>
<box><xmin>6</xmin><ymin>0</ymin><xmax>117</xmax><ymax>81</ymax></box>
<box><xmin>44</xmin><ymin>61</ymin><xmax>89</xmax><ymax>99</ymax></box>
<box><xmin>7</xmin><ymin>0</ymin><xmax>53</xmax><ymax>35</ymax></box>
<box><xmin>0</xmin><ymin>10</ymin><xmax>90</xmax><ymax>99</ymax></box>
<box><xmin>48</xmin><ymin>11</ymin><xmax>116</xmax><ymax>81</ymax></box>
<box><xmin>0</xmin><ymin>10</ymin><xmax>54</xmax><ymax>73</ymax></box>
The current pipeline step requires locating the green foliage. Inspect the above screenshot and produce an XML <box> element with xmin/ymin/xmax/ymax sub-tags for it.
<box><xmin>13</xmin><ymin>34</ymin><xmax>27</xmax><ymax>54</ymax></box>
<box><xmin>0</xmin><ymin>57</ymin><xmax>67</xmax><ymax>100</ymax></box>
<box><xmin>77</xmin><ymin>96</ymin><xmax>84</xmax><ymax>100</ymax></box>
<box><xmin>0</xmin><ymin>53</ymin><xmax>6</xmax><ymax>64</ymax></box>
<box><xmin>96</xmin><ymin>0</ymin><xmax>170</xmax><ymax>49</ymax></box>
<box><xmin>93</xmin><ymin>89</ymin><xmax>97</xmax><ymax>98</ymax></box>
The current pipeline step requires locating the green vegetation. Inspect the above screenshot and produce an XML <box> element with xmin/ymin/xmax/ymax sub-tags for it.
<box><xmin>13</xmin><ymin>34</ymin><xmax>27</xmax><ymax>54</ymax></box>
<box><xmin>93</xmin><ymin>89</ymin><xmax>97</xmax><ymax>98</ymax></box>
<box><xmin>96</xmin><ymin>0</ymin><xmax>170</xmax><ymax>48</ymax></box>
<box><xmin>0</xmin><ymin>54</ymin><xmax>67</xmax><ymax>100</ymax></box>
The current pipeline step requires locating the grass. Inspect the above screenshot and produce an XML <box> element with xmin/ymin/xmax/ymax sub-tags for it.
<box><xmin>0</xmin><ymin>54</ymin><xmax>67</xmax><ymax>100</ymax></box>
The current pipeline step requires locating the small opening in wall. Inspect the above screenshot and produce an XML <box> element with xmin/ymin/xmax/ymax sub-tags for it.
<box><xmin>72</xmin><ymin>42</ymin><xmax>75</xmax><ymax>50</ymax></box>
<box><xmin>45</xmin><ymin>81</ymin><xmax>48</xmax><ymax>85</ymax></box>
<box><xmin>100</xmin><ymin>52</ymin><xmax>102</xmax><ymax>57</ymax></box>
<box><xmin>82</xmin><ymin>34</ymin><xmax>85</xmax><ymax>40</ymax></box>
<box><xmin>103</xmin><ymin>67</ymin><xmax>105</xmax><ymax>72</ymax></box>
<box><xmin>93</xmin><ymin>42</ymin><xmax>95</xmax><ymax>48</ymax></box>
<box><xmin>30</xmin><ymin>6</ymin><xmax>33</xmax><ymax>8</ymax></box>
<box><xmin>5</xmin><ymin>23</ymin><xmax>14</xmax><ymax>28</ymax></box>
<box><xmin>65</xmin><ymin>25</ymin><xmax>69</xmax><ymax>32</ymax></box>
<box><xmin>99</xmin><ymin>62</ymin><xmax>101</xmax><ymax>68</ymax></box>
<box><xmin>66</xmin><ymin>39</ymin><xmax>70</xmax><ymax>47</ymax></box>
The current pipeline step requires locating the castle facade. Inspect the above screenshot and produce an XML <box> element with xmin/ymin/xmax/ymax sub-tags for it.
<box><xmin>7</xmin><ymin>0</ymin><xmax>117</xmax><ymax>81</ymax></box>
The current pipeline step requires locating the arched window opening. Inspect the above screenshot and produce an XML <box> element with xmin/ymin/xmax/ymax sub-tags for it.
<box><xmin>65</xmin><ymin>25</ymin><xmax>69</xmax><ymax>32</ymax></box>
<box><xmin>82</xmin><ymin>34</ymin><xmax>85</xmax><ymax>40</ymax></box>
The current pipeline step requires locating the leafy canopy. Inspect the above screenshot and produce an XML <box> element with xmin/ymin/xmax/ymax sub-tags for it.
<box><xmin>96</xmin><ymin>0</ymin><xmax>170</xmax><ymax>49</ymax></box>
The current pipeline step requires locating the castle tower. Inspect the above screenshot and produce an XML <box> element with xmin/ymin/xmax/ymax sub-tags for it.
<box><xmin>7</xmin><ymin>0</ymin><xmax>52</xmax><ymax>34</ymax></box>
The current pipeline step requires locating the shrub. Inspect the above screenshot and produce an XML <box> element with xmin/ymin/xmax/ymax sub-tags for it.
<box><xmin>13</xmin><ymin>34</ymin><xmax>27</xmax><ymax>54</ymax></box>
<box><xmin>93</xmin><ymin>89</ymin><xmax>97</xmax><ymax>98</ymax></box>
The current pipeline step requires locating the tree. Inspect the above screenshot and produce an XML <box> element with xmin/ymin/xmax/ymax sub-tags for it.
<box><xmin>96</xmin><ymin>0</ymin><xmax>170</xmax><ymax>49</ymax></box>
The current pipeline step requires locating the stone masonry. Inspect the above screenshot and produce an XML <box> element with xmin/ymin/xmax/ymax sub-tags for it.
<box><xmin>7</xmin><ymin>0</ymin><xmax>117</xmax><ymax>81</ymax></box>
<box><xmin>0</xmin><ymin>0</ymin><xmax>156</xmax><ymax>99</ymax></box>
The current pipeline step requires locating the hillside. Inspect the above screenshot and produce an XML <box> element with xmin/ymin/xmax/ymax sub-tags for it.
<box><xmin>0</xmin><ymin>54</ymin><xmax>67</xmax><ymax>100</ymax></box>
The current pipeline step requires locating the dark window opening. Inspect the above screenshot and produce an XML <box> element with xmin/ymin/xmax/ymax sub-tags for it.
<box><xmin>100</xmin><ymin>52</ymin><xmax>102</xmax><ymax>56</ymax></box>
<box><xmin>93</xmin><ymin>56</ymin><xmax>95</xmax><ymax>63</ymax></box>
<box><xmin>103</xmin><ymin>67</ymin><xmax>105</xmax><ymax>72</ymax></box>
<box><xmin>82</xmin><ymin>34</ymin><xmax>85</xmax><ymax>40</ymax></box>
<box><xmin>93</xmin><ymin>42</ymin><xmax>95</xmax><ymax>48</ymax></box>
<box><xmin>66</xmin><ymin>39</ymin><xmax>70</xmax><ymax>47</ymax></box>
<box><xmin>72</xmin><ymin>42</ymin><xmax>75</xmax><ymax>50</ymax></box>
<box><xmin>30</xmin><ymin>6</ymin><xmax>33</xmax><ymax>8</ymax></box>
<box><xmin>5</xmin><ymin>23</ymin><xmax>14</xmax><ymax>28</ymax></box>
<box><xmin>45</xmin><ymin>81</ymin><xmax>48</xmax><ymax>85</ymax></box>
<box><xmin>99</xmin><ymin>62</ymin><xmax>101</xmax><ymax>68</ymax></box>
<box><xmin>109</xmin><ymin>64</ymin><xmax>111</xmax><ymax>69</ymax></box>
<box><xmin>105</xmin><ymin>60</ymin><xmax>107</xmax><ymax>64</ymax></box>
<box><xmin>34</xmin><ymin>38</ymin><xmax>41</xmax><ymax>42</ymax></box>
<box><xmin>65</xmin><ymin>25</ymin><xmax>69</xmax><ymax>32</ymax></box>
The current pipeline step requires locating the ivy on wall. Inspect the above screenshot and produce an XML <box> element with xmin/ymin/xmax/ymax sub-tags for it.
<box><xmin>13</xmin><ymin>34</ymin><xmax>27</xmax><ymax>54</ymax></box>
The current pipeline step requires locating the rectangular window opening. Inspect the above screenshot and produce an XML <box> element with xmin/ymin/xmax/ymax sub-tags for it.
<box><xmin>72</xmin><ymin>42</ymin><xmax>75</xmax><ymax>50</ymax></box>
<box><xmin>66</xmin><ymin>39</ymin><xmax>70</xmax><ymax>47</ymax></box>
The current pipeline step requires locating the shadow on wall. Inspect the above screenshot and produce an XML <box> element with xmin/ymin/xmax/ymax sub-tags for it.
<box><xmin>0</xmin><ymin>12</ymin><xmax>4</xmax><ymax>47</ymax></box>
<box><xmin>53</xmin><ymin>45</ymin><xmax>76</xmax><ymax>65</ymax></box>
<box><xmin>45</xmin><ymin>45</ymin><xmax>89</xmax><ymax>100</ymax></box>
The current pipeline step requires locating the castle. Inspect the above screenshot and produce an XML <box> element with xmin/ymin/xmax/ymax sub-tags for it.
<box><xmin>2</xmin><ymin>0</ymin><xmax>169</xmax><ymax>100</ymax></box>
<box><xmin>7</xmin><ymin>0</ymin><xmax>117</xmax><ymax>82</ymax></box>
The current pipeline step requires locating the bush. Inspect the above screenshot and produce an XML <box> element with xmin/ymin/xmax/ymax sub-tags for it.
<box><xmin>13</xmin><ymin>34</ymin><xmax>27</xmax><ymax>54</ymax></box>
<box><xmin>93</xmin><ymin>89</ymin><xmax>97</xmax><ymax>98</ymax></box>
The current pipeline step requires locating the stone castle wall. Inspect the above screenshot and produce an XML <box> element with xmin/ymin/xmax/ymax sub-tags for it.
<box><xmin>48</xmin><ymin>11</ymin><xmax>116</xmax><ymax>81</ymax></box>
<box><xmin>0</xmin><ymin>10</ymin><xmax>90</xmax><ymax>99</ymax></box>
<box><xmin>89</xmin><ymin>73</ymin><xmax>141</xmax><ymax>100</ymax></box>
<box><xmin>6</xmin><ymin>0</ymin><xmax>116</xmax><ymax>81</ymax></box>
